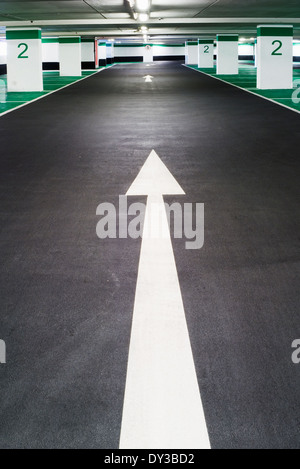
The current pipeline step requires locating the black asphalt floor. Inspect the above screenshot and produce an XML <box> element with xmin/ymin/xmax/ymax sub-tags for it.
<box><xmin>0</xmin><ymin>62</ymin><xmax>299</xmax><ymax>449</ymax></box>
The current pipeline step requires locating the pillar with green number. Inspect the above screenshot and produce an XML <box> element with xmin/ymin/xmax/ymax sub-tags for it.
<box><xmin>185</xmin><ymin>41</ymin><xmax>198</xmax><ymax>65</ymax></box>
<box><xmin>257</xmin><ymin>25</ymin><xmax>293</xmax><ymax>89</ymax></box>
<box><xmin>59</xmin><ymin>36</ymin><xmax>82</xmax><ymax>76</ymax></box>
<box><xmin>216</xmin><ymin>34</ymin><xmax>239</xmax><ymax>75</ymax></box>
<box><xmin>198</xmin><ymin>39</ymin><xmax>214</xmax><ymax>68</ymax></box>
<box><xmin>6</xmin><ymin>28</ymin><xmax>43</xmax><ymax>92</ymax></box>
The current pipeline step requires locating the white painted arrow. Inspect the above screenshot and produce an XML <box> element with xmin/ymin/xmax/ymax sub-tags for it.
<box><xmin>143</xmin><ymin>75</ymin><xmax>153</xmax><ymax>82</ymax></box>
<box><xmin>119</xmin><ymin>150</ymin><xmax>210</xmax><ymax>450</ymax></box>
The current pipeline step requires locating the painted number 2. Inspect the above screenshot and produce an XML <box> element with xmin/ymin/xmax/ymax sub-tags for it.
<box><xmin>271</xmin><ymin>40</ymin><xmax>283</xmax><ymax>56</ymax></box>
<box><xmin>17</xmin><ymin>43</ymin><xmax>29</xmax><ymax>59</ymax></box>
<box><xmin>204</xmin><ymin>45</ymin><xmax>210</xmax><ymax>53</ymax></box>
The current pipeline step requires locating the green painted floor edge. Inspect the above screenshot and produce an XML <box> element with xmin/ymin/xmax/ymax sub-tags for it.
<box><xmin>187</xmin><ymin>64</ymin><xmax>300</xmax><ymax>114</ymax></box>
<box><xmin>0</xmin><ymin>69</ymin><xmax>106</xmax><ymax>115</ymax></box>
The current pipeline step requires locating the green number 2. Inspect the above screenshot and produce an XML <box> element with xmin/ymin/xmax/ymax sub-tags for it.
<box><xmin>204</xmin><ymin>45</ymin><xmax>210</xmax><ymax>53</ymax></box>
<box><xmin>18</xmin><ymin>43</ymin><xmax>29</xmax><ymax>59</ymax></box>
<box><xmin>271</xmin><ymin>40</ymin><xmax>283</xmax><ymax>56</ymax></box>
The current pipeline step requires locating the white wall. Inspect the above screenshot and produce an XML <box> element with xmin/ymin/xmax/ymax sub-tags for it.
<box><xmin>1</xmin><ymin>42</ymin><xmax>186</xmax><ymax>64</ymax></box>
<box><xmin>106</xmin><ymin>43</ymin><xmax>114</xmax><ymax>59</ymax></box>
<box><xmin>114</xmin><ymin>46</ymin><xmax>144</xmax><ymax>57</ymax></box>
<box><xmin>115</xmin><ymin>45</ymin><xmax>185</xmax><ymax>58</ymax></box>
<box><xmin>144</xmin><ymin>45</ymin><xmax>153</xmax><ymax>62</ymax></box>
<box><xmin>1</xmin><ymin>40</ymin><xmax>300</xmax><ymax>68</ymax></box>
<box><xmin>43</xmin><ymin>40</ymin><xmax>95</xmax><ymax>63</ymax></box>
<box><xmin>153</xmin><ymin>45</ymin><xmax>184</xmax><ymax>56</ymax></box>
<box><xmin>81</xmin><ymin>42</ymin><xmax>94</xmax><ymax>61</ymax></box>
<box><xmin>238</xmin><ymin>44</ymin><xmax>254</xmax><ymax>56</ymax></box>
<box><xmin>0</xmin><ymin>40</ymin><xmax>7</xmax><ymax>65</ymax></box>
<box><xmin>42</xmin><ymin>41</ymin><xmax>59</xmax><ymax>62</ymax></box>
<box><xmin>294</xmin><ymin>42</ymin><xmax>300</xmax><ymax>59</ymax></box>
<box><xmin>42</xmin><ymin>40</ymin><xmax>95</xmax><ymax>63</ymax></box>
<box><xmin>98</xmin><ymin>43</ymin><xmax>107</xmax><ymax>60</ymax></box>
<box><xmin>59</xmin><ymin>41</ymin><xmax>82</xmax><ymax>76</ymax></box>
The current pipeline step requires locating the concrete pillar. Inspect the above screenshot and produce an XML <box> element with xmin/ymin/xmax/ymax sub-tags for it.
<box><xmin>216</xmin><ymin>34</ymin><xmax>239</xmax><ymax>75</ymax></box>
<box><xmin>59</xmin><ymin>36</ymin><xmax>81</xmax><ymax>76</ymax></box>
<box><xmin>6</xmin><ymin>28</ymin><xmax>43</xmax><ymax>92</ymax></box>
<box><xmin>98</xmin><ymin>42</ymin><xmax>107</xmax><ymax>67</ymax></box>
<box><xmin>185</xmin><ymin>41</ymin><xmax>198</xmax><ymax>65</ymax></box>
<box><xmin>144</xmin><ymin>44</ymin><xmax>153</xmax><ymax>63</ymax></box>
<box><xmin>257</xmin><ymin>25</ymin><xmax>293</xmax><ymax>89</ymax></box>
<box><xmin>198</xmin><ymin>39</ymin><xmax>214</xmax><ymax>68</ymax></box>
<box><xmin>107</xmin><ymin>43</ymin><xmax>115</xmax><ymax>64</ymax></box>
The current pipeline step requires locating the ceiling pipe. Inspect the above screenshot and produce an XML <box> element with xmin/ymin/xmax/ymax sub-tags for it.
<box><xmin>124</xmin><ymin>0</ymin><xmax>136</xmax><ymax>20</ymax></box>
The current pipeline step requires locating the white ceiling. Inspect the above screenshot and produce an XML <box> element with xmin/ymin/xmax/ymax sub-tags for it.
<box><xmin>0</xmin><ymin>1</ymin><xmax>299</xmax><ymax>42</ymax></box>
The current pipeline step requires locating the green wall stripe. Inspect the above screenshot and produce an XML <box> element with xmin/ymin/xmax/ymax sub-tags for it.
<box><xmin>114</xmin><ymin>44</ymin><xmax>144</xmax><ymax>48</ymax></box>
<box><xmin>115</xmin><ymin>44</ymin><xmax>184</xmax><ymax>47</ymax></box>
<box><xmin>217</xmin><ymin>35</ymin><xmax>239</xmax><ymax>42</ymax></box>
<box><xmin>6</xmin><ymin>29</ymin><xmax>41</xmax><ymax>40</ymax></box>
<box><xmin>81</xmin><ymin>38</ymin><xmax>94</xmax><ymax>43</ymax></box>
<box><xmin>198</xmin><ymin>40</ymin><xmax>214</xmax><ymax>44</ymax></box>
<box><xmin>152</xmin><ymin>44</ymin><xmax>184</xmax><ymax>47</ymax></box>
<box><xmin>114</xmin><ymin>44</ymin><xmax>185</xmax><ymax>48</ymax></box>
<box><xmin>42</xmin><ymin>38</ymin><xmax>58</xmax><ymax>44</ymax></box>
<box><xmin>59</xmin><ymin>37</ymin><xmax>81</xmax><ymax>44</ymax></box>
<box><xmin>257</xmin><ymin>26</ymin><xmax>293</xmax><ymax>37</ymax></box>
<box><xmin>186</xmin><ymin>41</ymin><xmax>198</xmax><ymax>46</ymax></box>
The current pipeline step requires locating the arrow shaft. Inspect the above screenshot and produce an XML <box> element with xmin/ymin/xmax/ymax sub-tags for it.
<box><xmin>119</xmin><ymin>195</ymin><xmax>210</xmax><ymax>449</ymax></box>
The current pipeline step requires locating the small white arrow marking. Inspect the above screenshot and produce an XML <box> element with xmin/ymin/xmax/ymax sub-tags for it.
<box><xmin>119</xmin><ymin>150</ymin><xmax>210</xmax><ymax>450</ymax></box>
<box><xmin>143</xmin><ymin>75</ymin><xmax>153</xmax><ymax>82</ymax></box>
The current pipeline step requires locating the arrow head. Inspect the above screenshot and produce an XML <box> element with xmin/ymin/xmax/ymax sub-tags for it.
<box><xmin>126</xmin><ymin>150</ymin><xmax>185</xmax><ymax>196</ymax></box>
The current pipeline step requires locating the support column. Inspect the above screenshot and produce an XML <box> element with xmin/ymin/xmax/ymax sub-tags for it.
<box><xmin>111</xmin><ymin>43</ymin><xmax>115</xmax><ymax>64</ymax></box>
<box><xmin>106</xmin><ymin>43</ymin><xmax>114</xmax><ymax>64</ymax></box>
<box><xmin>94</xmin><ymin>39</ymin><xmax>98</xmax><ymax>68</ymax></box>
<box><xmin>81</xmin><ymin>38</ymin><xmax>95</xmax><ymax>69</ymax></box>
<box><xmin>42</xmin><ymin>37</ymin><xmax>59</xmax><ymax>71</ymax></box>
<box><xmin>253</xmin><ymin>39</ymin><xmax>257</xmax><ymax>68</ymax></box>
<box><xmin>257</xmin><ymin>25</ymin><xmax>293</xmax><ymax>90</ymax></box>
<box><xmin>59</xmin><ymin>36</ymin><xmax>81</xmax><ymax>76</ymax></box>
<box><xmin>144</xmin><ymin>44</ymin><xmax>153</xmax><ymax>63</ymax></box>
<box><xmin>216</xmin><ymin>34</ymin><xmax>239</xmax><ymax>75</ymax></box>
<box><xmin>185</xmin><ymin>41</ymin><xmax>198</xmax><ymax>65</ymax></box>
<box><xmin>198</xmin><ymin>39</ymin><xmax>214</xmax><ymax>68</ymax></box>
<box><xmin>6</xmin><ymin>28</ymin><xmax>43</xmax><ymax>92</ymax></box>
<box><xmin>98</xmin><ymin>42</ymin><xmax>107</xmax><ymax>67</ymax></box>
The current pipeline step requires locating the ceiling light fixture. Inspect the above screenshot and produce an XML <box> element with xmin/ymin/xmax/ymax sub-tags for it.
<box><xmin>136</xmin><ymin>0</ymin><xmax>150</xmax><ymax>11</ymax></box>
<box><xmin>132</xmin><ymin>0</ymin><xmax>151</xmax><ymax>27</ymax></box>
<box><xmin>139</xmin><ymin>13</ymin><xmax>149</xmax><ymax>22</ymax></box>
